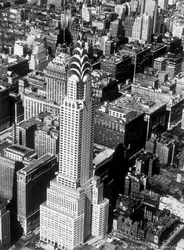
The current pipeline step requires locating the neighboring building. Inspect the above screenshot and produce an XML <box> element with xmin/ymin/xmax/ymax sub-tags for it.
<box><xmin>95</xmin><ymin>93</ymin><xmax>166</xmax><ymax>153</ymax></box>
<box><xmin>45</xmin><ymin>52</ymin><xmax>70</xmax><ymax>105</ymax></box>
<box><xmin>46</xmin><ymin>30</ymin><xmax>59</xmax><ymax>56</ymax></box>
<box><xmin>109</xmin><ymin>19</ymin><xmax>124</xmax><ymax>39</ymax></box>
<box><xmin>93</xmin><ymin>145</ymin><xmax>115</xmax><ymax>203</ymax></box>
<box><xmin>9</xmin><ymin>92</ymin><xmax>24</xmax><ymax>125</ymax></box>
<box><xmin>35</xmin><ymin>126</ymin><xmax>59</xmax><ymax>158</ymax></box>
<box><xmin>0</xmin><ymin>156</ymin><xmax>23</xmax><ymax>203</ymax></box>
<box><xmin>47</xmin><ymin>0</ymin><xmax>63</xmax><ymax>9</ymax></box>
<box><xmin>135</xmin><ymin>152</ymin><xmax>159</xmax><ymax>177</ymax></box>
<box><xmin>0</xmin><ymin>56</ymin><xmax>29</xmax><ymax>77</ymax></box>
<box><xmin>146</xmin><ymin>133</ymin><xmax>175</xmax><ymax>165</ymax></box>
<box><xmin>132</xmin><ymin>15</ymin><xmax>142</xmax><ymax>42</ymax></box>
<box><xmin>166</xmin><ymin>54</ymin><xmax>182</xmax><ymax>78</ymax></box>
<box><xmin>120</xmin><ymin>44</ymin><xmax>151</xmax><ymax>74</ymax></box>
<box><xmin>23</xmin><ymin>92</ymin><xmax>60</xmax><ymax>121</ymax></box>
<box><xmin>104</xmin><ymin>39</ymin><xmax>113</xmax><ymax>56</ymax></box>
<box><xmin>126</xmin><ymin>172</ymin><xmax>147</xmax><ymax>198</ymax></box>
<box><xmin>153</xmin><ymin>57</ymin><xmax>167</xmax><ymax>71</ymax></box>
<box><xmin>162</xmin><ymin>36</ymin><xmax>182</xmax><ymax>54</ymax></box>
<box><xmin>91</xmin><ymin>176</ymin><xmax>109</xmax><ymax>237</ymax></box>
<box><xmin>101</xmin><ymin>54</ymin><xmax>132</xmax><ymax>83</ymax></box>
<box><xmin>158</xmin><ymin>0</ymin><xmax>168</xmax><ymax>9</ymax></box>
<box><xmin>144</xmin><ymin>0</ymin><xmax>156</xmax><ymax>17</ymax></box>
<box><xmin>124</xmin><ymin>15</ymin><xmax>135</xmax><ymax>39</ymax></box>
<box><xmin>4</xmin><ymin>144</ymin><xmax>37</xmax><ymax>165</ymax></box>
<box><xmin>94</xmin><ymin>100</ymin><xmax>146</xmax><ymax>155</ymax></box>
<box><xmin>40</xmin><ymin>38</ymin><xmax>109</xmax><ymax>250</ymax></box>
<box><xmin>149</xmin><ymin>44</ymin><xmax>167</xmax><ymax>67</ymax></box>
<box><xmin>0</xmin><ymin>85</ymin><xmax>10</xmax><ymax>132</ymax></box>
<box><xmin>156</xmin><ymin>134</ymin><xmax>175</xmax><ymax>165</ymax></box>
<box><xmin>14</xmin><ymin>40</ymin><xmax>28</xmax><ymax>57</ymax></box>
<box><xmin>26</xmin><ymin>71</ymin><xmax>46</xmax><ymax>91</ymax></box>
<box><xmin>14</xmin><ymin>120</ymin><xmax>37</xmax><ymax>149</ymax></box>
<box><xmin>141</xmin><ymin>13</ymin><xmax>152</xmax><ymax>43</ymax></box>
<box><xmin>13</xmin><ymin>112</ymin><xmax>50</xmax><ymax>146</ymax></box>
<box><xmin>17</xmin><ymin>153</ymin><xmax>57</xmax><ymax>235</ymax></box>
<box><xmin>91</xmin><ymin>70</ymin><xmax>119</xmax><ymax>105</ymax></box>
<box><xmin>29</xmin><ymin>40</ymin><xmax>48</xmax><ymax>72</ymax></box>
<box><xmin>0</xmin><ymin>201</ymin><xmax>11</xmax><ymax>250</ymax></box>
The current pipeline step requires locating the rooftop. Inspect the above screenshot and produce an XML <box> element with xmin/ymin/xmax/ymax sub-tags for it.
<box><xmin>5</xmin><ymin>144</ymin><xmax>35</xmax><ymax>157</ymax></box>
<box><xmin>120</xmin><ymin>43</ymin><xmax>151</xmax><ymax>54</ymax></box>
<box><xmin>19</xmin><ymin>153</ymin><xmax>55</xmax><ymax>175</ymax></box>
<box><xmin>96</xmin><ymin>103</ymin><xmax>141</xmax><ymax>124</ymax></box>
<box><xmin>93</xmin><ymin>146</ymin><xmax>114</xmax><ymax>167</ymax></box>
<box><xmin>109</xmin><ymin>93</ymin><xmax>165</xmax><ymax>115</ymax></box>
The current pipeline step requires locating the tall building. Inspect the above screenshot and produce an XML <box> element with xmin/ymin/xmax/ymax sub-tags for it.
<box><xmin>45</xmin><ymin>52</ymin><xmax>70</xmax><ymax>105</ymax></box>
<box><xmin>140</xmin><ymin>0</ymin><xmax>145</xmax><ymax>14</ymax></box>
<box><xmin>23</xmin><ymin>93</ymin><xmax>60</xmax><ymax>121</ymax></box>
<box><xmin>0</xmin><ymin>86</ymin><xmax>10</xmax><ymax>132</ymax></box>
<box><xmin>40</xmin><ymin>37</ymin><xmax>109</xmax><ymax>250</ymax></box>
<box><xmin>0</xmin><ymin>201</ymin><xmax>11</xmax><ymax>250</ymax></box>
<box><xmin>144</xmin><ymin>0</ymin><xmax>156</xmax><ymax>17</ymax></box>
<box><xmin>29</xmin><ymin>40</ymin><xmax>48</xmax><ymax>71</ymax></box>
<box><xmin>132</xmin><ymin>15</ymin><xmax>143</xmax><ymax>41</ymax></box>
<box><xmin>141</xmin><ymin>13</ymin><xmax>152</xmax><ymax>43</ymax></box>
<box><xmin>14</xmin><ymin>40</ymin><xmax>28</xmax><ymax>57</ymax></box>
<box><xmin>0</xmin><ymin>156</ymin><xmax>23</xmax><ymax>203</ymax></box>
<box><xmin>158</xmin><ymin>0</ymin><xmax>168</xmax><ymax>9</ymax></box>
<box><xmin>17</xmin><ymin>153</ymin><xmax>57</xmax><ymax>235</ymax></box>
<box><xmin>181</xmin><ymin>109</ymin><xmax>184</xmax><ymax>130</ymax></box>
<box><xmin>124</xmin><ymin>15</ymin><xmax>135</xmax><ymax>39</ymax></box>
<box><xmin>13</xmin><ymin>120</ymin><xmax>37</xmax><ymax>148</ymax></box>
<box><xmin>0</xmin><ymin>145</ymin><xmax>37</xmax><ymax>202</ymax></box>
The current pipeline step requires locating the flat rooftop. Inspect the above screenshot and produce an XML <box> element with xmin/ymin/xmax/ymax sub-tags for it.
<box><xmin>96</xmin><ymin>104</ymin><xmax>141</xmax><ymax>124</ymax></box>
<box><xmin>93</xmin><ymin>146</ymin><xmax>114</xmax><ymax>167</ymax></box>
<box><xmin>109</xmin><ymin>93</ymin><xmax>165</xmax><ymax>115</ymax></box>
<box><xmin>19</xmin><ymin>117</ymin><xmax>43</xmax><ymax>129</ymax></box>
<box><xmin>120</xmin><ymin>43</ymin><xmax>151</xmax><ymax>54</ymax></box>
<box><xmin>20</xmin><ymin>153</ymin><xmax>55</xmax><ymax>175</ymax></box>
<box><xmin>151</xmin><ymin>43</ymin><xmax>167</xmax><ymax>52</ymax></box>
<box><xmin>5</xmin><ymin>144</ymin><xmax>35</xmax><ymax>157</ymax></box>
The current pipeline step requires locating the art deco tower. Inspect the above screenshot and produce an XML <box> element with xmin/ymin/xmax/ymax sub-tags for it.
<box><xmin>40</xmin><ymin>38</ymin><xmax>109</xmax><ymax>250</ymax></box>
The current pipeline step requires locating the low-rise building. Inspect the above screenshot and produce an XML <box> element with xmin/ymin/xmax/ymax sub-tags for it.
<box><xmin>95</xmin><ymin>97</ymin><xmax>146</xmax><ymax>156</ymax></box>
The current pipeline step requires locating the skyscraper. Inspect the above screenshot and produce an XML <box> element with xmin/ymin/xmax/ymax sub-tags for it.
<box><xmin>141</xmin><ymin>13</ymin><xmax>152</xmax><ymax>43</ymax></box>
<box><xmin>40</xmin><ymin>37</ymin><xmax>109</xmax><ymax>250</ymax></box>
<box><xmin>45</xmin><ymin>52</ymin><xmax>70</xmax><ymax>105</ymax></box>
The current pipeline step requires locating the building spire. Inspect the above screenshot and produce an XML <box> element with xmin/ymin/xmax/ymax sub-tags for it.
<box><xmin>69</xmin><ymin>38</ymin><xmax>91</xmax><ymax>84</ymax></box>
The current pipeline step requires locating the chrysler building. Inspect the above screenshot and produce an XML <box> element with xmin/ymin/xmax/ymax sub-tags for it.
<box><xmin>40</xmin><ymin>38</ymin><xmax>109</xmax><ymax>250</ymax></box>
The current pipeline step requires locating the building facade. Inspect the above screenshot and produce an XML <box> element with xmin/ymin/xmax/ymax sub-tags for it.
<box><xmin>17</xmin><ymin>154</ymin><xmax>57</xmax><ymax>235</ymax></box>
<box><xmin>35</xmin><ymin>127</ymin><xmax>59</xmax><ymax>159</ymax></box>
<box><xmin>0</xmin><ymin>86</ymin><xmax>10</xmax><ymax>132</ymax></box>
<box><xmin>45</xmin><ymin>53</ymin><xmax>70</xmax><ymax>105</ymax></box>
<box><xmin>0</xmin><ymin>201</ymin><xmax>11</xmax><ymax>250</ymax></box>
